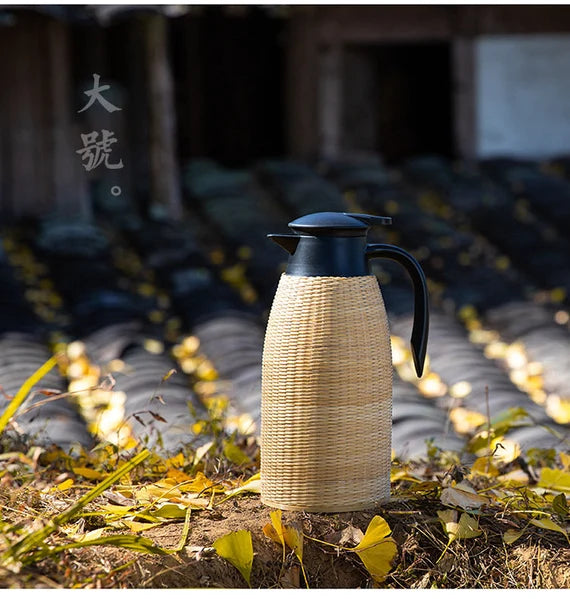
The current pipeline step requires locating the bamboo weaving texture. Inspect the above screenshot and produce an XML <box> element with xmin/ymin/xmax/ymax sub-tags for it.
<box><xmin>261</xmin><ymin>274</ymin><xmax>393</xmax><ymax>512</ymax></box>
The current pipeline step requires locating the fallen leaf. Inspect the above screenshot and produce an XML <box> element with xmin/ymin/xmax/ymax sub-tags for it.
<box><xmin>213</xmin><ymin>530</ymin><xmax>254</xmax><ymax>586</ymax></box>
<box><xmin>135</xmin><ymin>484</ymin><xmax>181</xmax><ymax>502</ymax></box>
<box><xmin>149</xmin><ymin>503</ymin><xmax>189</xmax><ymax>519</ymax></box>
<box><xmin>102</xmin><ymin>490</ymin><xmax>134</xmax><ymax>506</ymax></box>
<box><xmin>56</xmin><ymin>478</ymin><xmax>74</xmax><ymax>492</ymax></box>
<box><xmin>390</xmin><ymin>468</ymin><xmax>424</xmax><ymax>483</ymax></box>
<box><xmin>179</xmin><ymin>471</ymin><xmax>224</xmax><ymax>493</ymax></box>
<box><xmin>352</xmin><ymin>516</ymin><xmax>398</xmax><ymax>583</ymax></box>
<box><xmin>122</xmin><ymin>520</ymin><xmax>162</xmax><ymax>533</ymax></box>
<box><xmin>72</xmin><ymin>467</ymin><xmax>106</xmax><ymax>480</ymax></box>
<box><xmin>284</xmin><ymin>524</ymin><xmax>304</xmax><ymax>563</ymax></box>
<box><xmin>437</xmin><ymin>510</ymin><xmax>482</xmax><ymax>541</ymax></box>
<box><xmin>560</xmin><ymin>452</ymin><xmax>570</xmax><ymax>471</ymax></box>
<box><xmin>530</xmin><ymin>518</ymin><xmax>569</xmax><ymax>541</ymax></box>
<box><xmin>470</xmin><ymin>456</ymin><xmax>499</xmax><ymax>477</ymax></box>
<box><xmin>552</xmin><ymin>493</ymin><xmax>569</xmax><ymax>518</ymax></box>
<box><xmin>263</xmin><ymin>509</ymin><xmax>286</xmax><ymax>547</ymax></box>
<box><xmin>279</xmin><ymin>565</ymin><xmax>300</xmax><ymax>589</ymax></box>
<box><xmin>193</xmin><ymin>441</ymin><xmax>214</xmax><ymax>466</ymax></box>
<box><xmin>263</xmin><ymin>510</ymin><xmax>308</xmax><ymax>586</ymax></box>
<box><xmin>538</xmin><ymin>467</ymin><xmax>570</xmax><ymax>493</ymax></box>
<box><xmin>339</xmin><ymin>524</ymin><xmax>364</xmax><ymax>546</ymax></box>
<box><xmin>503</xmin><ymin>529</ymin><xmax>524</xmax><ymax>545</ymax></box>
<box><xmin>165</xmin><ymin>468</ymin><xmax>192</xmax><ymax>483</ymax></box>
<box><xmin>223</xmin><ymin>473</ymin><xmax>261</xmax><ymax>500</ymax></box>
<box><xmin>440</xmin><ymin>482</ymin><xmax>489</xmax><ymax>510</ymax></box>
<box><xmin>222</xmin><ymin>440</ymin><xmax>251</xmax><ymax>466</ymax></box>
<box><xmin>165</xmin><ymin>452</ymin><xmax>185</xmax><ymax>469</ymax></box>
<box><xmin>73</xmin><ymin>528</ymin><xmax>106</xmax><ymax>543</ymax></box>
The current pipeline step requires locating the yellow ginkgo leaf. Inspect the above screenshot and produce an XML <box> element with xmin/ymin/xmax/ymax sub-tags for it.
<box><xmin>264</xmin><ymin>509</ymin><xmax>286</xmax><ymax>548</ymax></box>
<box><xmin>123</xmin><ymin>520</ymin><xmax>162</xmax><ymax>533</ymax></box>
<box><xmin>136</xmin><ymin>483</ymin><xmax>181</xmax><ymax>502</ymax></box>
<box><xmin>176</xmin><ymin>471</ymin><xmax>223</xmax><ymax>493</ymax></box>
<box><xmin>503</xmin><ymin>529</ymin><xmax>524</xmax><ymax>545</ymax></box>
<box><xmin>213</xmin><ymin>530</ymin><xmax>254</xmax><ymax>587</ymax></box>
<box><xmin>224</xmin><ymin>473</ymin><xmax>261</xmax><ymax>500</ymax></box>
<box><xmin>263</xmin><ymin>522</ymin><xmax>283</xmax><ymax>546</ymax></box>
<box><xmin>263</xmin><ymin>510</ymin><xmax>308</xmax><ymax>586</ymax></box>
<box><xmin>165</xmin><ymin>452</ymin><xmax>185</xmax><ymax>469</ymax></box>
<box><xmin>283</xmin><ymin>524</ymin><xmax>304</xmax><ymax>563</ymax></box>
<box><xmin>538</xmin><ymin>467</ymin><xmax>570</xmax><ymax>493</ymax></box>
<box><xmin>470</xmin><ymin>456</ymin><xmax>500</xmax><ymax>477</ymax></box>
<box><xmin>150</xmin><ymin>503</ymin><xmax>189</xmax><ymax>519</ymax></box>
<box><xmin>56</xmin><ymin>478</ymin><xmax>74</xmax><ymax>491</ymax></box>
<box><xmin>352</xmin><ymin>516</ymin><xmax>398</xmax><ymax>583</ymax></box>
<box><xmin>165</xmin><ymin>468</ymin><xmax>191</xmax><ymax>483</ymax></box>
<box><xmin>437</xmin><ymin>510</ymin><xmax>482</xmax><ymax>541</ymax></box>
<box><xmin>560</xmin><ymin>452</ymin><xmax>570</xmax><ymax>471</ymax></box>
<box><xmin>72</xmin><ymin>467</ymin><xmax>106</xmax><ymax>480</ymax></box>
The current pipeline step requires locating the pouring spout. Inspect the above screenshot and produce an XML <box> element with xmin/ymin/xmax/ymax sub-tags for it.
<box><xmin>268</xmin><ymin>234</ymin><xmax>300</xmax><ymax>255</ymax></box>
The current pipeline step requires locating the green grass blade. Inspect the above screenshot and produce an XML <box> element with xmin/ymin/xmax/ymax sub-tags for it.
<box><xmin>1</xmin><ymin>447</ymin><xmax>150</xmax><ymax>566</ymax></box>
<box><xmin>33</xmin><ymin>534</ymin><xmax>172</xmax><ymax>558</ymax></box>
<box><xmin>173</xmin><ymin>507</ymin><xmax>192</xmax><ymax>553</ymax></box>
<box><xmin>0</xmin><ymin>356</ymin><xmax>58</xmax><ymax>436</ymax></box>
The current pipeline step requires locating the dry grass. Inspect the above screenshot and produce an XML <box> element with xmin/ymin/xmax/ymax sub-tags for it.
<box><xmin>0</xmin><ymin>435</ymin><xmax>569</xmax><ymax>589</ymax></box>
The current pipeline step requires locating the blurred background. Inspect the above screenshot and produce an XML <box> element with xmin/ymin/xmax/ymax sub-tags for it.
<box><xmin>0</xmin><ymin>4</ymin><xmax>569</xmax><ymax>459</ymax></box>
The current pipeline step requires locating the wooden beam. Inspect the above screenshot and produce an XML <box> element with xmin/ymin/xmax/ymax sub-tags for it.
<box><xmin>142</xmin><ymin>12</ymin><xmax>182</xmax><ymax>220</ymax></box>
<box><xmin>317</xmin><ymin>6</ymin><xmax>453</xmax><ymax>44</ymax></box>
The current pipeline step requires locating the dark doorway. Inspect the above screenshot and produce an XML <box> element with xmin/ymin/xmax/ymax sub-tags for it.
<box><xmin>172</xmin><ymin>7</ymin><xmax>286</xmax><ymax>167</ymax></box>
<box><xmin>343</xmin><ymin>42</ymin><xmax>453</xmax><ymax>164</ymax></box>
<box><xmin>374</xmin><ymin>42</ymin><xmax>453</xmax><ymax>163</ymax></box>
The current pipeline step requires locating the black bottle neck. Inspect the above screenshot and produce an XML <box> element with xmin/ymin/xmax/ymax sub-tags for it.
<box><xmin>285</xmin><ymin>235</ymin><xmax>369</xmax><ymax>277</ymax></box>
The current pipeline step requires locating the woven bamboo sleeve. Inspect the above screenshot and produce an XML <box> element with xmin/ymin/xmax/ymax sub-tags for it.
<box><xmin>261</xmin><ymin>274</ymin><xmax>393</xmax><ymax>512</ymax></box>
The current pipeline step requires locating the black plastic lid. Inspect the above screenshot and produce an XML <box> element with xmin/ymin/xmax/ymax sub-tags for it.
<box><xmin>288</xmin><ymin>212</ymin><xmax>392</xmax><ymax>237</ymax></box>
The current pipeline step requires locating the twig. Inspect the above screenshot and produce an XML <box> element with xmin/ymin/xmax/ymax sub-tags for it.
<box><xmin>485</xmin><ymin>385</ymin><xmax>491</xmax><ymax>475</ymax></box>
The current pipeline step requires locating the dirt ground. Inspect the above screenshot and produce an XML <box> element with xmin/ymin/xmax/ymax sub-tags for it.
<box><xmin>2</xmin><ymin>493</ymin><xmax>569</xmax><ymax>590</ymax></box>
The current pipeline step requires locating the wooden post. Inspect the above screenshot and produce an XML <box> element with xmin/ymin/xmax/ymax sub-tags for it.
<box><xmin>452</xmin><ymin>37</ymin><xmax>477</xmax><ymax>161</ymax></box>
<box><xmin>318</xmin><ymin>42</ymin><xmax>344</xmax><ymax>160</ymax></box>
<box><xmin>141</xmin><ymin>12</ymin><xmax>182</xmax><ymax>219</ymax></box>
<box><xmin>285</xmin><ymin>9</ymin><xmax>320</xmax><ymax>160</ymax></box>
<box><xmin>126</xmin><ymin>17</ymin><xmax>151</xmax><ymax>214</ymax></box>
<box><xmin>46</xmin><ymin>17</ymin><xmax>91</xmax><ymax>219</ymax></box>
<box><xmin>6</xmin><ymin>15</ymin><xmax>37</xmax><ymax>219</ymax></box>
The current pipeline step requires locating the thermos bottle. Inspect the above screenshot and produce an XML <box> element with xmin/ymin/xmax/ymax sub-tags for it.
<box><xmin>261</xmin><ymin>212</ymin><xmax>429</xmax><ymax>512</ymax></box>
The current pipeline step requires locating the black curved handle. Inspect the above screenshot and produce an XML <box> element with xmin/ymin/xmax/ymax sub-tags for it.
<box><xmin>366</xmin><ymin>244</ymin><xmax>429</xmax><ymax>377</ymax></box>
